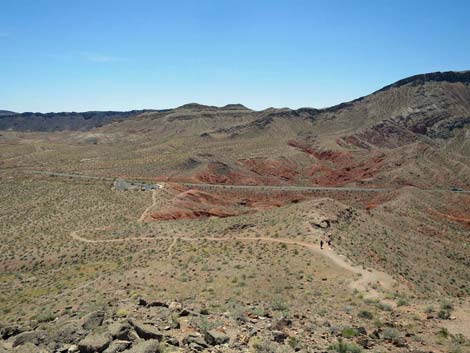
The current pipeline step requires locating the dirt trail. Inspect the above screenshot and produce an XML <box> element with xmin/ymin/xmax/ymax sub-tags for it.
<box><xmin>69</xmin><ymin>183</ymin><xmax>395</xmax><ymax>300</ymax></box>
<box><xmin>442</xmin><ymin>304</ymin><xmax>470</xmax><ymax>338</ymax></box>
<box><xmin>69</xmin><ymin>230</ymin><xmax>395</xmax><ymax>299</ymax></box>
<box><xmin>138</xmin><ymin>189</ymin><xmax>158</xmax><ymax>222</ymax></box>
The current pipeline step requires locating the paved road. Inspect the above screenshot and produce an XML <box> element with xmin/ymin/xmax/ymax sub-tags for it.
<box><xmin>181</xmin><ymin>182</ymin><xmax>392</xmax><ymax>193</ymax></box>
<box><xmin>27</xmin><ymin>170</ymin><xmax>470</xmax><ymax>194</ymax></box>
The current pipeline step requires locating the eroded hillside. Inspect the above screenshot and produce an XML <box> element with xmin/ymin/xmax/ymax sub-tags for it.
<box><xmin>1</xmin><ymin>71</ymin><xmax>470</xmax><ymax>352</ymax></box>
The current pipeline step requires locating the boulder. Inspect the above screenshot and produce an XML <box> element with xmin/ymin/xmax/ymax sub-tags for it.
<box><xmin>273</xmin><ymin>318</ymin><xmax>292</xmax><ymax>330</ymax></box>
<box><xmin>81</xmin><ymin>311</ymin><xmax>105</xmax><ymax>331</ymax></box>
<box><xmin>102</xmin><ymin>340</ymin><xmax>132</xmax><ymax>353</ymax></box>
<box><xmin>168</xmin><ymin>302</ymin><xmax>182</xmax><ymax>311</ymax></box>
<box><xmin>356</xmin><ymin>327</ymin><xmax>367</xmax><ymax>336</ymax></box>
<box><xmin>146</xmin><ymin>301</ymin><xmax>168</xmax><ymax>308</ymax></box>
<box><xmin>356</xmin><ymin>336</ymin><xmax>375</xmax><ymax>349</ymax></box>
<box><xmin>128</xmin><ymin>319</ymin><xmax>162</xmax><ymax>340</ymax></box>
<box><xmin>204</xmin><ymin>330</ymin><xmax>229</xmax><ymax>345</ymax></box>
<box><xmin>121</xmin><ymin>339</ymin><xmax>160</xmax><ymax>353</ymax></box>
<box><xmin>12</xmin><ymin>330</ymin><xmax>49</xmax><ymax>347</ymax></box>
<box><xmin>13</xmin><ymin>342</ymin><xmax>47</xmax><ymax>353</ymax></box>
<box><xmin>137</xmin><ymin>298</ymin><xmax>148</xmax><ymax>306</ymax></box>
<box><xmin>108</xmin><ymin>322</ymin><xmax>131</xmax><ymax>340</ymax></box>
<box><xmin>271</xmin><ymin>330</ymin><xmax>288</xmax><ymax>343</ymax></box>
<box><xmin>1</xmin><ymin>325</ymin><xmax>23</xmax><ymax>339</ymax></box>
<box><xmin>183</xmin><ymin>333</ymin><xmax>207</xmax><ymax>348</ymax></box>
<box><xmin>77</xmin><ymin>333</ymin><xmax>112</xmax><ymax>353</ymax></box>
<box><xmin>392</xmin><ymin>337</ymin><xmax>408</xmax><ymax>348</ymax></box>
<box><xmin>163</xmin><ymin>336</ymin><xmax>179</xmax><ymax>347</ymax></box>
<box><xmin>54</xmin><ymin>322</ymin><xmax>87</xmax><ymax>345</ymax></box>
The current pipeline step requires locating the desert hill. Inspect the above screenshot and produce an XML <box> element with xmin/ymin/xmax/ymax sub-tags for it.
<box><xmin>1</xmin><ymin>71</ymin><xmax>470</xmax><ymax>353</ymax></box>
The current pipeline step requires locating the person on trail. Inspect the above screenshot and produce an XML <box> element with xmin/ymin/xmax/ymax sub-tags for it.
<box><xmin>320</xmin><ymin>240</ymin><xmax>324</xmax><ymax>249</ymax></box>
<box><xmin>327</xmin><ymin>239</ymin><xmax>332</xmax><ymax>247</ymax></box>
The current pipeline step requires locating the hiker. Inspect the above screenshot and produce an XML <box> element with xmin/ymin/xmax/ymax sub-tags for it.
<box><xmin>327</xmin><ymin>239</ymin><xmax>332</xmax><ymax>247</ymax></box>
<box><xmin>320</xmin><ymin>240</ymin><xmax>324</xmax><ymax>249</ymax></box>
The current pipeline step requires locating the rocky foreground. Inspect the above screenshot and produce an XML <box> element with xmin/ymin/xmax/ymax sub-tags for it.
<box><xmin>1</xmin><ymin>295</ymin><xmax>447</xmax><ymax>353</ymax></box>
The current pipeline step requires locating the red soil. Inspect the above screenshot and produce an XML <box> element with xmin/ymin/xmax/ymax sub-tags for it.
<box><xmin>194</xmin><ymin>161</ymin><xmax>260</xmax><ymax>185</ymax></box>
<box><xmin>150</xmin><ymin>207</ymin><xmax>240</xmax><ymax>221</ymax></box>
<box><xmin>148</xmin><ymin>186</ymin><xmax>309</xmax><ymax>221</ymax></box>
<box><xmin>287</xmin><ymin>140</ymin><xmax>386</xmax><ymax>187</ymax></box>
<box><xmin>427</xmin><ymin>208</ymin><xmax>470</xmax><ymax>228</ymax></box>
<box><xmin>237</xmin><ymin>157</ymin><xmax>299</xmax><ymax>182</ymax></box>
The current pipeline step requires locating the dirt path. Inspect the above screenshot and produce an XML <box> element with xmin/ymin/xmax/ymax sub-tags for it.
<box><xmin>167</xmin><ymin>237</ymin><xmax>178</xmax><ymax>257</ymax></box>
<box><xmin>137</xmin><ymin>189</ymin><xmax>158</xmax><ymax>222</ymax></box>
<box><xmin>69</xmin><ymin>231</ymin><xmax>395</xmax><ymax>299</ymax></box>
<box><xmin>442</xmin><ymin>304</ymin><xmax>470</xmax><ymax>338</ymax></box>
<box><xmin>69</xmin><ymin>182</ymin><xmax>395</xmax><ymax>300</ymax></box>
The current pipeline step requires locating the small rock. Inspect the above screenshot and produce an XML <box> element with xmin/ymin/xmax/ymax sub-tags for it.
<box><xmin>179</xmin><ymin>309</ymin><xmax>198</xmax><ymax>317</ymax></box>
<box><xmin>121</xmin><ymin>339</ymin><xmax>160</xmax><ymax>353</ymax></box>
<box><xmin>356</xmin><ymin>336</ymin><xmax>374</xmax><ymax>349</ymax></box>
<box><xmin>128</xmin><ymin>319</ymin><xmax>162</xmax><ymax>340</ymax></box>
<box><xmin>274</xmin><ymin>318</ymin><xmax>292</xmax><ymax>330</ymax></box>
<box><xmin>108</xmin><ymin>322</ymin><xmax>131</xmax><ymax>340</ymax></box>
<box><xmin>137</xmin><ymin>298</ymin><xmax>148</xmax><ymax>306</ymax></box>
<box><xmin>146</xmin><ymin>301</ymin><xmax>168</xmax><ymax>308</ymax></box>
<box><xmin>356</xmin><ymin>327</ymin><xmax>367</xmax><ymax>336</ymax></box>
<box><xmin>392</xmin><ymin>337</ymin><xmax>408</xmax><ymax>348</ymax></box>
<box><xmin>12</xmin><ymin>342</ymin><xmax>45</xmax><ymax>353</ymax></box>
<box><xmin>271</xmin><ymin>330</ymin><xmax>288</xmax><ymax>343</ymax></box>
<box><xmin>168</xmin><ymin>302</ymin><xmax>182</xmax><ymax>311</ymax></box>
<box><xmin>1</xmin><ymin>325</ymin><xmax>23</xmax><ymax>339</ymax></box>
<box><xmin>188</xmin><ymin>342</ymin><xmax>204</xmax><ymax>351</ymax></box>
<box><xmin>54</xmin><ymin>322</ymin><xmax>86</xmax><ymax>345</ymax></box>
<box><xmin>68</xmin><ymin>345</ymin><xmax>79</xmax><ymax>353</ymax></box>
<box><xmin>205</xmin><ymin>329</ymin><xmax>229</xmax><ymax>345</ymax></box>
<box><xmin>164</xmin><ymin>336</ymin><xmax>179</xmax><ymax>346</ymax></box>
<box><xmin>370</xmin><ymin>329</ymin><xmax>382</xmax><ymax>339</ymax></box>
<box><xmin>102</xmin><ymin>340</ymin><xmax>131</xmax><ymax>353</ymax></box>
<box><xmin>81</xmin><ymin>311</ymin><xmax>105</xmax><ymax>331</ymax></box>
<box><xmin>183</xmin><ymin>333</ymin><xmax>208</xmax><ymax>348</ymax></box>
<box><xmin>12</xmin><ymin>330</ymin><xmax>49</xmax><ymax>348</ymax></box>
<box><xmin>78</xmin><ymin>332</ymin><xmax>112</xmax><ymax>353</ymax></box>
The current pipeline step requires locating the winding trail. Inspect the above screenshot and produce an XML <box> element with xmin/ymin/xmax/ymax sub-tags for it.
<box><xmin>68</xmin><ymin>177</ymin><xmax>395</xmax><ymax>300</ymax></box>
<box><xmin>137</xmin><ymin>189</ymin><xmax>158</xmax><ymax>222</ymax></box>
<box><xmin>70</xmin><ymin>230</ymin><xmax>395</xmax><ymax>298</ymax></box>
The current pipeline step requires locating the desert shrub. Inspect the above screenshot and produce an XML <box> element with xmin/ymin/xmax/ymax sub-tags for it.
<box><xmin>36</xmin><ymin>312</ymin><xmax>55</xmax><ymax>323</ymax></box>
<box><xmin>341</xmin><ymin>327</ymin><xmax>359</xmax><ymax>338</ymax></box>
<box><xmin>438</xmin><ymin>300</ymin><xmax>454</xmax><ymax>320</ymax></box>
<box><xmin>382</xmin><ymin>328</ymin><xmax>400</xmax><ymax>340</ymax></box>
<box><xmin>437</xmin><ymin>328</ymin><xmax>450</xmax><ymax>339</ymax></box>
<box><xmin>190</xmin><ymin>316</ymin><xmax>218</xmax><ymax>334</ymax></box>
<box><xmin>425</xmin><ymin>305</ymin><xmax>435</xmax><ymax>314</ymax></box>
<box><xmin>328</xmin><ymin>339</ymin><xmax>362</xmax><ymax>353</ymax></box>
<box><xmin>252</xmin><ymin>338</ymin><xmax>278</xmax><ymax>353</ymax></box>
<box><xmin>271</xmin><ymin>299</ymin><xmax>289</xmax><ymax>311</ymax></box>
<box><xmin>115</xmin><ymin>309</ymin><xmax>128</xmax><ymax>318</ymax></box>
<box><xmin>438</xmin><ymin>309</ymin><xmax>451</xmax><ymax>320</ymax></box>
<box><xmin>358</xmin><ymin>310</ymin><xmax>373</xmax><ymax>319</ymax></box>
<box><xmin>230</xmin><ymin>304</ymin><xmax>248</xmax><ymax>322</ymax></box>
<box><xmin>397</xmin><ymin>298</ymin><xmax>409</xmax><ymax>307</ymax></box>
<box><xmin>376</xmin><ymin>302</ymin><xmax>392</xmax><ymax>312</ymax></box>
<box><xmin>287</xmin><ymin>336</ymin><xmax>301</xmax><ymax>350</ymax></box>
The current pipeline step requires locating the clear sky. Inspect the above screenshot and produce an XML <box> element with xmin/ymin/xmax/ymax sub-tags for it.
<box><xmin>1</xmin><ymin>0</ymin><xmax>469</xmax><ymax>112</ymax></box>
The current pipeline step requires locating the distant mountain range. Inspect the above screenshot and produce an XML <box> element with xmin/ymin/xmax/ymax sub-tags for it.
<box><xmin>0</xmin><ymin>110</ymin><xmax>156</xmax><ymax>131</ymax></box>
<box><xmin>2</xmin><ymin>70</ymin><xmax>469</xmax><ymax>137</ymax></box>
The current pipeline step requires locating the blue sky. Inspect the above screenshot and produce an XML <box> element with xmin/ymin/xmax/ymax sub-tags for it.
<box><xmin>1</xmin><ymin>0</ymin><xmax>469</xmax><ymax>112</ymax></box>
